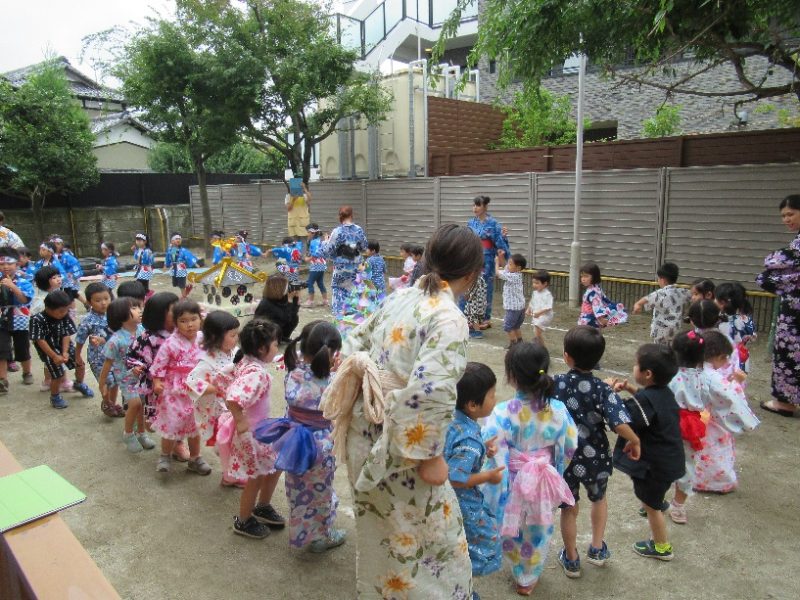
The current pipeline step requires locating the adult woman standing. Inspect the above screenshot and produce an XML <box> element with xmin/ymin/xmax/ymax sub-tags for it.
<box><xmin>322</xmin><ymin>205</ymin><xmax>368</xmax><ymax>317</ymax></box>
<box><xmin>322</xmin><ymin>224</ymin><xmax>483</xmax><ymax>599</ymax></box>
<box><xmin>757</xmin><ymin>194</ymin><xmax>800</xmax><ymax>417</ymax></box>
<box><xmin>467</xmin><ymin>195</ymin><xmax>510</xmax><ymax>328</ymax></box>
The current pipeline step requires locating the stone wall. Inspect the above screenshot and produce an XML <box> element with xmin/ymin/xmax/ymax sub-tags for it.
<box><xmin>478</xmin><ymin>53</ymin><xmax>798</xmax><ymax>140</ymax></box>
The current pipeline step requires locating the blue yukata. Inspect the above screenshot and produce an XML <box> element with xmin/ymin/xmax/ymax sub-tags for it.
<box><xmin>366</xmin><ymin>254</ymin><xmax>386</xmax><ymax>294</ymax></box>
<box><xmin>482</xmin><ymin>394</ymin><xmax>578</xmax><ymax>589</ymax></box>
<box><xmin>553</xmin><ymin>371</ymin><xmax>631</xmax><ymax>502</ymax></box>
<box><xmin>719</xmin><ymin>312</ymin><xmax>756</xmax><ymax>373</ymax></box>
<box><xmin>212</xmin><ymin>246</ymin><xmax>229</xmax><ymax>265</ymax></box>
<box><xmin>322</xmin><ymin>223</ymin><xmax>368</xmax><ymax>317</ymax></box>
<box><xmin>102</xmin><ymin>255</ymin><xmax>118</xmax><ymax>290</ymax></box>
<box><xmin>34</xmin><ymin>257</ymin><xmax>67</xmax><ymax>279</ymax></box>
<box><xmin>165</xmin><ymin>246</ymin><xmax>198</xmax><ymax>279</ymax></box>
<box><xmin>234</xmin><ymin>242</ymin><xmax>262</xmax><ymax>271</ymax></box>
<box><xmin>467</xmin><ymin>215</ymin><xmax>510</xmax><ymax>321</ymax></box>
<box><xmin>1</xmin><ymin>271</ymin><xmax>35</xmax><ymax>332</ymax></box>
<box><xmin>272</xmin><ymin>242</ymin><xmax>304</xmax><ymax>287</ymax></box>
<box><xmin>133</xmin><ymin>247</ymin><xmax>155</xmax><ymax>281</ymax></box>
<box><xmin>18</xmin><ymin>262</ymin><xmax>35</xmax><ymax>283</ymax></box>
<box><xmin>76</xmin><ymin>310</ymin><xmax>115</xmax><ymax>387</ymax></box>
<box><xmin>444</xmin><ymin>409</ymin><xmax>502</xmax><ymax>577</ymax></box>
<box><xmin>104</xmin><ymin>325</ymin><xmax>145</xmax><ymax>401</ymax></box>
<box><xmin>58</xmin><ymin>251</ymin><xmax>83</xmax><ymax>293</ymax></box>
<box><xmin>307</xmin><ymin>238</ymin><xmax>327</xmax><ymax>272</ymax></box>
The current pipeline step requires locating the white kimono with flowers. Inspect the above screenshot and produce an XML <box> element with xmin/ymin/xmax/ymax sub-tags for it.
<box><xmin>341</xmin><ymin>281</ymin><xmax>473</xmax><ymax>600</ymax></box>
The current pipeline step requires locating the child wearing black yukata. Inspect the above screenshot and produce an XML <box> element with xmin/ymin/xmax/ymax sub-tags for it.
<box><xmin>554</xmin><ymin>326</ymin><xmax>640</xmax><ymax>577</ymax></box>
<box><xmin>607</xmin><ymin>344</ymin><xmax>685</xmax><ymax>561</ymax></box>
<box><xmin>29</xmin><ymin>290</ymin><xmax>94</xmax><ymax>409</ymax></box>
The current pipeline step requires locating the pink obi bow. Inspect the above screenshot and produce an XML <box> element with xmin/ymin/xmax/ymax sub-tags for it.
<box><xmin>501</xmin><ymin>448</ymin><xmax>575</xmax><ymax>536</ymax></box>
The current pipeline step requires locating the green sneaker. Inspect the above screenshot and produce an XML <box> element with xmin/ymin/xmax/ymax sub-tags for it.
<box><xmin>632</xmin><ymin>539</ymin><xmax>673</xmax><ymax>561</ymax></box>
<box><xmin>309</xmin><ymin>528</ymin><xmax>347</xmax><ymax>553</ymax></box>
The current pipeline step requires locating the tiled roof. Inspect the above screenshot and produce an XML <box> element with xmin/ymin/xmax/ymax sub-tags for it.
<box><xmin>2</xmin><ymin>56</ymin><xmax>124</xmax><ymax>102</ymax></box>
<box><xmin>90</xmin><ymin>110</ymin><xmax>150</xmax><ymax>135</ymax></box>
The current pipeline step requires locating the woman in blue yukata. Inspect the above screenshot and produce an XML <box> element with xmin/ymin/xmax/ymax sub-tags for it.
<box><xmin>467</xmin><ymin>195</ymin><xmax>510</xmax><ymax>329</ymax></box>
<box><xmin>322</xmin><ymin>205</ymin><xmax>368</xmax><ymax>318</ymax></box>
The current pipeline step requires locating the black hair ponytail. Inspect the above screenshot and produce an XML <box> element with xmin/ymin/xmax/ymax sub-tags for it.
<box><xmin>284</xmin><ymin>320</ymin><xmax>342</xmax><ymax>379</ymax></box>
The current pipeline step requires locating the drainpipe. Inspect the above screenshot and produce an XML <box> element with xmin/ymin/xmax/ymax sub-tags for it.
<box><xmin>469</xmin><ymin>69</ymin><xmax>480</xmax><ymax>102</ymax></box>
<box><xmin>408</xmin><ymin>58</ymin><xmax>427</xmax><ymax>178</ymax></box>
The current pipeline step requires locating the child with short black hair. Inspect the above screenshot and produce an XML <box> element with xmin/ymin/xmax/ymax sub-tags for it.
<box><xmin>690</xmin><ymin>279</ymin><xmax>715</xmax><ymax>303</ymax></box>
<box><xmin>633</xmin><ymin>262</ymin><xmax>691</xmax><ymax>345</ymax></box>
<box><xmin>29</xmin><ymin>290</ymin><xmax>95</xmax><ymax>408</ymax></box>
<box><xmin>666</xmin><ymin>331</ymin><xmax>759</xmax><ymax>524</ymax></box>
<box><xmin>98</xmin><ymin>242</ymin><xmax>119</xmax><ymax>297</ymax></box>
<box><xmin>16</xmin><ymin>247</ymin><xmax>35</xmax><ymax>283</ymax></box>
<box><xmin>388</xmin><ymin>242</ymin><xmax>415</xmax><ymax>290</ymax></box>
<box><xmin>407</xmin><ymin>245</ymin><xmax>425</xmax><ymax>287</ymax></box>
<box><xmin>483</xmin><ymin>342</ymin><xmax>578</xmax><ymax>595</ymax></box>
<box><xmin>579</xmin><ymin>262</ymin><xmax>627</xmax><ymax>328</ymax></box>
<box><xmin>465</xmin><ymin>274</ymin><xmax>488</xmax><ymax>339</ymax></box>
<box><xmin>496</xmin><ymin>252</ymin><xmax>527</xmax><ymax>347</ymax></box>
<box><xmin>99</xmin><ymin>297</ymin><xmax>149</xmax><ymax>453</ymax></box>
<box><xmin>116</xmin><ymin>280</ymin><xmax>147</xmax><ymax>304</ymax></box>
<box><xmin>555</xmin><ymin>326</ymin><xmax>640</xmax><ymax>577</ymax></box>
<box><xmin>303</xmin><ymin>224</ymin><xmax>329</xmax><ymax>307</ymax></box>
<box><xmin>608</xmin><ymin>344</ymin><xmax>682</xmax><ymax>561</ymax></box>
<box><xmin>132</xmin><ymin>233</ymin><xmax>154</xmax><ymax>294</ymax></box>
<box><xmin>0</xmin><ymin>247</ymin><xmax>35</xmax><ymax>393</ymax></box>
<box><xmin>444</xmin><ymin>362</ymin><xmax>503</xmax><ymax>580</ymax></box>
<box><xmin>526</xmin><ymin>269</ymin><xmax>553</xmax><ymax>344</ymax></box>
<box><xmin>75</xmin><ymin>283</ymin><xmax>120</xmax><ymax>418</ymax></box>
<box><xmin>164</xmin><ymin>233</ymin><xmax>198</xmax><ymax>292</ymax></box>
<box><xmin>715</xmin><ymin>282</ymin><xmax>756</xmax><ymax>373</ymax></box>
<box><xmin>364</xmin><ymin>241</ymin><xmax>386</xmax><ymax>296</ymax></box>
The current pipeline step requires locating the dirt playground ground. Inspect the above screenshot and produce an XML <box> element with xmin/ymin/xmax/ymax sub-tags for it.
<box><xmin>1</xmin><ymin>270</ymin><xmax>797</xmax><ymax>600</ymax></box>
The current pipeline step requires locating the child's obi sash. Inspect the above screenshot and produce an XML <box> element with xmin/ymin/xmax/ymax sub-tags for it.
<box><xmin>253</xmin><ymin>407</ymin><xmax>331</xmax><ymax>476</ymax></box>
<box><xmin>320</xmin><ymin>351</ymin><xmax>407</xmax><ymax>491</ymax></box>
<box><xmin>500</xmin><ymin>448</ymin><xmax>575</xmax><ymax>536</ymax></box>
<box><xmin>480</xmin><ymin>239</ymin><xmax>494</xmax><ymax>250</ymax></box>
<box><xmin>679</xmin><ymin>408</ymin><xmax>706</xmax><ymax>451</ymax></box>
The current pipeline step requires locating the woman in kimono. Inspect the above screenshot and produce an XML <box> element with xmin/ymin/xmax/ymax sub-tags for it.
<box><xmin>467</xmin><ymin>195</ymin><xmax>510</xmax><ymax>328</ymax></box>
<box><xmin>757</xmin><ymin>194</ymin><xmax>800</xmax><ymax>417</ymax></box>
<box><xmin>322</xmin><ymin>205</ymin><xmax>368</xmax><ymax>318</ymax></box>
<box><xmin>321</xmin><ymin>224</ymin><xmax>484</xmax><ymax>599</ymax></box>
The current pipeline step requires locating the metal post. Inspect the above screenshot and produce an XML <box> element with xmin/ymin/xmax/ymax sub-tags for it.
<box><xmin>568</xmin><ymin>50</ymin><xmax>587</xmax><ymax>306</ymax></box>
<box><xmin>408</xmin><ymin>59</ymin><xmax>428</xmax><ymax>178</ymax></box>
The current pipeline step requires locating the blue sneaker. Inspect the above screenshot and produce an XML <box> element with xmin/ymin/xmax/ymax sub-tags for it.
<box><xmin>469</xmin><ymin>330</ymin><xmax>484</xmax><ymax>339</ymax></box>
<box><xmin>587</xmin><ymin>541</ymin><xmax>611</xmax><ymax>566</ymax></box>
<box><xmin>632</xmin><ymin>539</ymin><xmax>673</xmax><ymax>561</ymax></box>
<box><xmin>72</xmin><ymin>382</ymin><xmax>94</xmax><ymax>397</ymax></box>
<box><xmin>558</xmin><ymin>548</ymin><xmax>581</xmax><ymax>578</ymax></box>
<box><xmin>50</xmin><ymin>394</ymin><xmax>69</xmax><ymax>409</ymax></box>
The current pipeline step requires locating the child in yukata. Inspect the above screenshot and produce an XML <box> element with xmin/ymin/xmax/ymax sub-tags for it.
<box><xmin>483</xmin><ymin>342</ymin><xmax>578</xmax><ymax>596</ymax></box>
<box><xmin>445</xmin><ymin>363</ymin><xmax>503</xmax><ymax>590</ymax></box>
<box><xmin>364</xmin><ymin>241</ymin><xmax>386</xmax><ymax>296</ymax></box>
<box><xmin>465</xmin><ymin>275</ymin><xmax>488</xmax><ymax>340</ymax></box>
<box><xmin>554</xmin><ymin>326</ymin><xmax>640</xmax><ymax>578</ymax></box>
<box><xmin>272</xmin><ymin>237</ymin><xmax>304</xmax><ymax>299</ymax></box>
<box><xmin>633</xmin><ymin>262</ymin><xmax>691</xmax><ymax>345</ymax></box>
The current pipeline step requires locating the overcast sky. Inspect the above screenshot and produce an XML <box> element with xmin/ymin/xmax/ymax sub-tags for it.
<box><xmin>0</xmin><ymin>0</ymin><xmax>176</xmax><ymax>76</ymax></box>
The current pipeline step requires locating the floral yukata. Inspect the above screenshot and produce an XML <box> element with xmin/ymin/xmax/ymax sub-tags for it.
<box><xmin>76</xmin><ymin>312</ymin><xmax>112</xmax><ymax>388</ymax></box>
<box><xmin>482</xmin><ymin>395</ymin><xmax>578</xmax><ymax>589</ymax></box>
<box><xmin>216</xmin><ymin>355</ymin><xmax>277</xmax><ymax>480</ymax></box>
<box><xmin>757</xmin><ymin>233</ymin><xmax>800</xmax><ymax>405</ymax></box>
<box><xmin>150</xmin><ymin>331</ymin><xmax>202</xmax><ymax>440</ymax></box>
<box><xmin>340</xmin><ymin>283</ymin><xmax>473</xmax><ymax>600</ymax></box>
<box><xmin>467</xmin><ymin>214</ymin><xmax>510</xmax><ymax>321</ymax></box>
<box><xmin>186</xmin><ymin>349</ymin><xmax>237</xmax><ymax>444</ymax></box>
<box><xmin>323</xmin><ymin>223</ymin><xmax>368</xmax><ymax>317</ymax></box>
<box><xmin>444</xmin><ymin>410</ymin><xmax>501</xmax><ymax>577</ymax></box>
<box><xmin>669</xmin><ymin>367</ymin><xmax>759</xmax><ymax>495</ymax></box>
<box><xmin>642</xmin><ymin>285</ymin><xmax>691</xmax><ymax>344</ymax></box>
<box><xmin>104</xmin><ymin>325</ymin><xmax>145</xmax><ymax>402</ymax></box>
<box><xmin>283</xmin><ymin>363</ymin><xmax>337</xmax><ymax>548</ymax></box>
<box><xmin>719</xmin><ymin>313</ymin><xmax>756</xmax><ymax>373</ymax></box>
<box><xmin>578</xmin><ymin>284</ymin><xmax>628</xmax><ymax>328</ymax></box>
<box><xmin>127</xmin><ymin>329</ymin><xmax>170</xmax><ymax>422</ymax></box>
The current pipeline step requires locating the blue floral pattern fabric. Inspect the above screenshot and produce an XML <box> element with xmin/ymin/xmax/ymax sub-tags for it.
<box><xmin>322</xmin><ymin>223</ymin><xmax>368</xmax><ymax>317</ymax></box>
<box><xmin>76</xmin><ymin>310</ymin><xmax>115</xmax><ymax>387</ymax></box>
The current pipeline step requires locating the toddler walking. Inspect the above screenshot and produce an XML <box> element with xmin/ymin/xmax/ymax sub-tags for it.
<box><xmin>216</xmin><ymin>318</ymin><xmax>286</xmax><ymax>538</ymax></box>
<box><xmin>444</xmin><ymin>363</ymin><xmax>503</xmax><ymax>588</ymax></box>
<box><xmin>526</xmin><ymin>270</ymin><xmax>553</xmax><ymax>344</ymax></box>
<box><xmin>495</xmin><ymin>252</ymin><xmax>527</xmax><ymax>348</ymax></box>
<box><xmin>633</xmin><ymin>262</ymin><xmax>691</xmax><ymax>345</ymax></box>
<box><xmin>483</xmin><ymin>342</ymin><xmax>578</xmax><ymax>596</ymax></box>
<box><xmin>364</xmin><ymin>241</ymin><xmax>386</xmax><ymax>296</ymax></box>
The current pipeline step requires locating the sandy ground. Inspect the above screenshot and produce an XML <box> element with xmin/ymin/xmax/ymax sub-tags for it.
<box><xmin>1</xmin><ymin>269</ymin><xmax>798</xmax><ymax>600</ymax></box>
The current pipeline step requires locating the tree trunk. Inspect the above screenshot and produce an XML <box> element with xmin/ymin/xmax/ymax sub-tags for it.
<box><xmin>302</xmin><ymin>141</ymin><xmax>313</xmax><ymax>185</ymax></box>
<box><xmin>195</xmin><ymin>163</ymin><xmax>213</xmax><ymax>260</ymax></box>
<box><xmin>30</xmin><ymin>192</ymin><xmax>45</xmax><ymax>245</ymax></box>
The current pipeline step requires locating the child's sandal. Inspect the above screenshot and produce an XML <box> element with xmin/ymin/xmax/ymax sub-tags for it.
<box><xmin>101</xmin><ymin>401</ymin><xmax>117</xmax><ymax>418</ymax></box>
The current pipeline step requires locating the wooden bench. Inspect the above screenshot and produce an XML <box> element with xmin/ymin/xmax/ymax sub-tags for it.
<box><xmin>0</xmin><ymin>441</ymin><xmax>120</xmax><ymax>599</ymax></box>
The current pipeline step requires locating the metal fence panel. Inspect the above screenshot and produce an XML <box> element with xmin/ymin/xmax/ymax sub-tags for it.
<box><xmin>534</xmin><ymin>169</ymin><xmax>662</xmax><ymax>279</ymax></box>
<box><xmin>189</xmin><ymin>186</ymin><xmax>223</xmax><ymax>238</ymax></box>
<box><xmin>219</xmin><ymin>184</ymin><xmax>261</xmax><ymax>241</ymax></box>
<box><xmin>664</xmin><ymin>163</ymin><xmax>800</xmax><ymax>288</ymax></box>
<box><xmin>438</xmin><ymin>174</ymin><xmax>533</xmax><ymax>259</ymax></box>
<box><xmin>365</xmin><ymin>179</ymin><xmax>436</xmax><ymax>250</ymax></box>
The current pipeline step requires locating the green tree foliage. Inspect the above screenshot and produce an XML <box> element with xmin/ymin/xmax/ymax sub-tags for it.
<box><xmin>438</xmin><ymin>1</ymin><xmax>800</xmax><ymax>103</ymax></box>
<box><xmin>115</xmin><ymin>13</ymin><xmax>263</xmax><ymax>256</ymax></box>
<box><xmin>642</xmin><ymin>104</ymin><xmax>682</xmax><ymax>138</ymax></box>
<box><xmin>493</xmin><ymin>85</ymin><xmax>580</xmax><ymax>149</ymax></box>
<box><xmin>148</xmin><ymin>141</ymin><xmax>285</xmax><ymax>174</ymax></box>
<box><xmin>183</xmin><ymin>0</ymin><xmax>393</xmax><ymax>183</ymax></box>
<box><xmin>0</xmin><ymin>61</ymin><xmax>99</xmax><ymax>243</ymax></box>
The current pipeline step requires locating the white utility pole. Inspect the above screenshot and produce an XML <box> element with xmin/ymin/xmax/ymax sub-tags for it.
<box><xmin>568</xmin><ymin>50</ymin><xmax>587</xmax><ymax>306</ymax></box>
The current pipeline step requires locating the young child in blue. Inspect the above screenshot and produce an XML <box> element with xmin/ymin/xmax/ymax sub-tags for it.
<box><xmin>303</xmin><ymin>224</ymin><xmax>328</xmax><ymax>307</ymax></box>
<box><xmin>714</xmin><ymin>282</ymin><xmax>756</xmax><ymax>373</ymax></box>
<box><xmin>364</xmin><ymin>240</ymin><xmax>386</xmax><ymax>295</ymax></box>
<box><xmin>132</xmin><ymin>233</ymin><xmax>155</xmax><ymax>293</ymax></box>
<box><xmin>273</xmin><ymin>237</ymin><xmax>304</xmax><ymax>298</ymax></box>
<box><xmin>0</xmin><ymin>247</ymin><xmax>35</xmax><ymax>393</ymax></box>
<box><xmin>99</xmin><ymin>297</ymin><xmax>149</xmax><ymax>453</ymax></box>
<box><xmin>34</xmin><ymin>241</ymin><xmax>67</xmax><ymax>280</ymax></box>
<box><xmin>75</xmin><ymin>283</ymin><xmax>120</xmax><ymax>418</ymax></box>
<box><xmin>17</xmin><ymin>247</ymin><xmax>35</xmax><ymax>283</ymax></box>
<box><xmin>98</xmin><ymin>242</ymin><xmax>119</xmax><ymax>296</ymax></box>
<box><xmin>210</xmin><ymin>230</ymin><xmax>228</xmax><ymax>265</ymax></box>
<box><xmin>554</xmin><ymin>326</ymin><xmax>640</xmax><ymax>578</ymax></box>
<box><xmin>233</xmin><ymin>229</ymin><xmax>262</xmax><ymax>271</ymax></box>
<box><xmin>164</xmin><ymin>233</ymin><xmax>198</xmax><ymax>292</ymax></box>
<box><xmin>444</xmin><ymin>362</ymin><xmax>503</xmax><ymax>594</ymax></box>
<box><xmin>50</xmin><ymin>237</ymin><xmax>84</xmax><ymax>306</ymax></box>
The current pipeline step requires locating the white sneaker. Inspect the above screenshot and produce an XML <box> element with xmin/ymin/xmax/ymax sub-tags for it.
<box><xmin>136</xmin><ymin>432</ymin><xmax>156</xmax><ymax>450</ymax></box>
<box><xmin>123</xmin><ymin>432</ymin><xmax>143</xmax><ymax>453</ymax></box>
